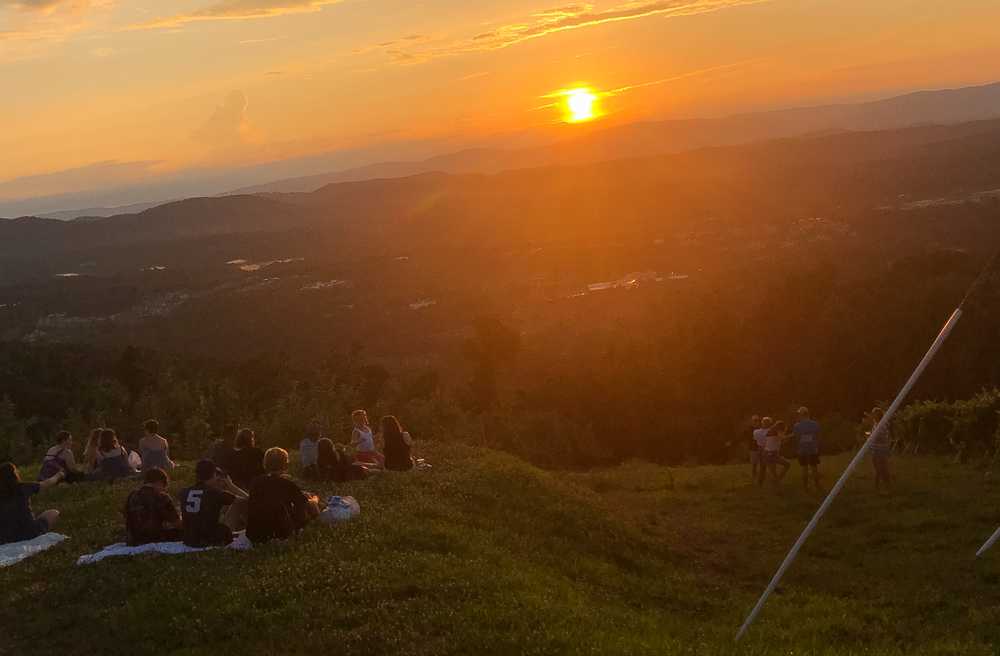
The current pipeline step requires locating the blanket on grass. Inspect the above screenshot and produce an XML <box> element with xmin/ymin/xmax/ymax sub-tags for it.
<box><xmin>77</xmin><ymin>532</ymin><xmax>251</xmax><ymax>565</ymax></box>
<box><xmin>0</xmin><ymin>533</ymin><xmax>68</xmax><ymax>568</ymax></box>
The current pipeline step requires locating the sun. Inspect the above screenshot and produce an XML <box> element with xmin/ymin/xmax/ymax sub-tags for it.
<box><xmin>564</xmin><ymin>87</ymin><xmax>598</xmax><ymax>123</ymax></box>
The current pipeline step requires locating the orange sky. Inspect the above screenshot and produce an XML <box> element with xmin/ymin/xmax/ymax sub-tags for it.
<box><xmin>3</xmin><ymin>0</ymin><xmax>1000</xmax><ymax>197</ymax></box>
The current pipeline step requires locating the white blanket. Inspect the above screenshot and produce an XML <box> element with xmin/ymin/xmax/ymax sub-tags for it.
<box><xmin>0</xmin><ymin>533</ymin><xmax>68</xmax><ymax>568</ymax></box>
<box><xmin>77</xmin><ymin>532</ymin><xmax>251</xmax><ymax>565</ymax></box>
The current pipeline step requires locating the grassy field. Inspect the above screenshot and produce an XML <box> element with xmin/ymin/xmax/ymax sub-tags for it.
<box><xmin>2</xmin><ymin>445</ymin><xmax>1000</xmax><ymax>655</ymax></box>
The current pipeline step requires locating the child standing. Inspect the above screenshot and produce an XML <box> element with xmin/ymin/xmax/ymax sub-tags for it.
<box><xmin>760</xmin><ymin>420</ymin><xmax>791</xmax><ymax>486</ymax></box>
<box><xmin>869</xmin><ymin>407</ymin><xmax>893</xmax><ymax>493</ymax></box>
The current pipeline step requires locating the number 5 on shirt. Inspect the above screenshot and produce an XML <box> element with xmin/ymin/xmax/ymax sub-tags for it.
<box><xmin>186</xmin><ymin>489</ymin><xmax>203</xmax><ymax>513</ymax></box>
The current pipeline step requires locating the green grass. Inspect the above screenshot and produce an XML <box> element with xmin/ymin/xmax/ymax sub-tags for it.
<box><xmin>3</xmin><ymin>445</ymin><xmax>1000</xmax><ymax>655</ymax></box>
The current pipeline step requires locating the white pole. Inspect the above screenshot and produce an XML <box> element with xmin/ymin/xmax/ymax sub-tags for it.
<box><xmin>976</xmin><ymin>526</ymin><xmax>1000</xmax><ymax>558</ymax></box>
<box><xmin>735</xmin><ymin>307</ymin><xmax>963</xmax><ymax>642</ymax></box>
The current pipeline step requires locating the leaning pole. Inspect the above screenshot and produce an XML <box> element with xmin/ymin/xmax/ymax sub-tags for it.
<box><xmin>735</xmin><ymin>307</ymin><xmax>964</xmax><ymax>642</ymax></box>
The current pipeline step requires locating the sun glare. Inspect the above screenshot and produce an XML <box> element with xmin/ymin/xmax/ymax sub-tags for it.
<box><xmin>564</xmin><ymin>88</ymin><xmax>598</xmax><ymax>123</ymax></box>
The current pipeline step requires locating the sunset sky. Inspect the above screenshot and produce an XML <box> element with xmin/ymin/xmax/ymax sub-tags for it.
<box><xmin>4</xmin><ymin>0</ymin><xmax>1000</xmax><ymax>202</ymax></box>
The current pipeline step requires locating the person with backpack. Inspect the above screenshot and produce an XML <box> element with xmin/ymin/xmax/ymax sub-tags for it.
<box><xmin>94</xmin><ymin>429</ymin><xmax>139</xmax><ymax>481</ymax></box>
<box><xmin>0</xmin><ymin>462</ymin><xmax>64</xmax><ymax>545</ymax></box>
<box><xmin>180</xmin><ymin>460</ymin><xmax>248</xmax><ymax>547</ymax></box>
<box><xmin>381</xmin><ymin>415</ymin><xmax>414</xmax><ymax>472</ymax></box>
<box><xmin>123</xmin><ymin>468</ymin><xmax>182</xmax><ymax>545</ymax></box>
<box><xmin>247</xmin><ymin>448</ymin><xmax>319</xmax><ymax>543</ymax></box>
<box><xmin>39</xmin><ymin>430</ymin><xmax>87</xmax><ymax>483</ymax></box>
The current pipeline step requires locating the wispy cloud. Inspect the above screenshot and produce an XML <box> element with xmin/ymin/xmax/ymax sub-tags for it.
<box><xmin>371</xmin><ymin>0</ymin><xmax>768</xmax><ymax>64</ymax></box>
<box><xmin>0</xmin><ymin>0</ymin><xmax>112</xmax><ymax>60</ymax></box>
<box><xmin>130</xmin><ymin>0</ymin><xmax>343</xmax><ymax>31</ymax></box>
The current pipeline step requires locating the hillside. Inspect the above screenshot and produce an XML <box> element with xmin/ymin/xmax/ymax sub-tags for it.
<box><xmin>3</xmin><ymin>445</ymin><xmax>1000</xmax><ymax>655</ymax></box>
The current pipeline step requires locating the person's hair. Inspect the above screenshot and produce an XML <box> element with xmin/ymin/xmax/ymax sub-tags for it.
<box><xmin>144</xmin><ymin>419</ymin><xmax>159</xmax><ymax>434</ymax></box>
<box><xmin>798</xmin><ymin>406</ymin><xmax>810</xmax><ymax>417</ymax></box>
<box><xmin>87</xmin><ymin>428</ymin><xmax>102</xmax><ymax>448</ymax></box>
<box><xmin>143</xmin><ymin>467</ymin><xmax>169</xmax><ymax>486</ymax></box>
<box><xmin>235</xmin><ymin>428</ymin><xmax>256</xmax><ymax>449</ymax></box>
<box><xmin>55</xmin><ymin>430</ymin><xmax>72</xmax><ymax>445</ymax></box>
<box><xmin>263</xmin><ymin>447</ymin><xmax>289</xmax><ymax>473</ymax></box>
<box><xmin>352</xmin><ymin>409</ymin><xmax>369</xmax><ymax>426</ymax></box>
<box><xmin>380</xmin><ymin>415</ymin><xmax>403</xmax><ymax>441</ymax></box>
<box><xmin>872</xmin><ymin>407</ymin><xmax>885</xmax><ymax>420</ymax></box>
<box><xmin>99</xmin><ymin>428</ymin><xmax>118</xmax><ymax>452</ymax></box>
<box><xmin>317</xmin><ymin>438</ymin><xmax>337</xmax><ymax>467</ymax></box>
<box><xmin>761</xmin><ymin>416</ymin><xmax>773</xmax><ymax>428</ymax></box>
<box><xmin>0</xmin><ymin>462</ymin><xmax>21</xmax><ymax>498</ymax></box>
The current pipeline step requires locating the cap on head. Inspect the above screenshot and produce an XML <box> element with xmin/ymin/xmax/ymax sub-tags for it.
<box><xmin>195</xmin><ymin>459</ymin><xmax>220</xmax><ymax>483</ymax></box>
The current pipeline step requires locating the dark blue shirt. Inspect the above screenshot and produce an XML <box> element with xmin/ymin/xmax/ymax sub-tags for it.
<box><xmin>0</xmin><ymin>483</ymin><xmax>42</xmax><ymax>544</ymax></box>
<box><xmin>793</xmin><ymin>419</ymin><xmax>821</xmax><ymax>456</ymax></box>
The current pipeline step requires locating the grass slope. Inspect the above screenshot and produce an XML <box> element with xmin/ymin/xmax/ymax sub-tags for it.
<box><xmin>2</xmin><ymin>445</ymin><xmax>1000</xmax><ymax>655</ymax></box>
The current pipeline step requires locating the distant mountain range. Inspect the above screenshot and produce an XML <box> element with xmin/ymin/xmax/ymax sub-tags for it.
<box><xmin>228</xmin><ymin>81</ymin><xmax>1000</xmax><ymax>195</ymax></box>
<box><xmin>5</xmin><ymin>80</ymin><xmax>1000</xmax><ymax>221</ymax></box>
<box><xmin>3</xmin><ymin>116</ymin><xmax>1000</xmax><ymax>267</ymax></box>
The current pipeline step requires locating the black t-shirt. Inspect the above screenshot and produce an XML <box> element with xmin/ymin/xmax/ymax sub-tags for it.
<box><xmin>229</xmin><ymin>447</ymin><xmax>265</xmax><ymax>490</ymax></box>
<box><xmin>247</xmin><ymin>474</ymin><xmax>310</xmax><ymax>543</ymax></box>
<box><xmin>124</xmin><ymin>485</ymin><xmax>181</xmax><ymax>546</ymax></box>
<box><xmin>180</xmin><ymin>485</ymin><xmax>237</xmax><ymax>547</ymax></box>
<box><xmin>0</xmin><ymin>483</ymin><xmax>41</xmax><ymax>544</ymax></box>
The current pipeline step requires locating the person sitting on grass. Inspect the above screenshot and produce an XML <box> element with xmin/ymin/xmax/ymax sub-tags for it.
<box><xmin>124</xmin><ymin>467</ymin><xmax>182</xmax><ymax>546</ymax></box>
<box><xmin>351</xmin><ymin>410</ymin><xmax>384</xmax><ymax>467</ymax></box>
<box><xmin>247</xmin><ymin>447</ymin><xmax>320</xmax><ymax>544</ymax></box>
<box><xmin>300</xmin><ymin>422</ymin><xmax>321</xmax><ymax>479</ymax></box>
<box><xmin>139</xmin><ymin>419</ymin><xmax>176</xmax><ymax>472</ymax></box>
<box><xmin>0</xmin><ymin>462</ymin><xmax>64</xmax><ymax>545</ymax></box>
<box><xmin>381</xmin><ymin>415</ymin><xmax>414</xmax><ymax>472</ymax></box>
<box><xmin>95</xmin><ymin>428</ymin><xmax>139</xmax><ymax>481</ymax></box>
<box><xmin>317</xmin><ymin>438</ymin><xmax>369</xmax><ymax>482</ymax></box>
<box><xmin>229</xmin><ymin>428</ymin><xmax>266</xmax><ymax>491</ymax></box>
<box><xmin>39</xmin><ymin>430</ymin><xmax>87</xmax><ymax>483</ymax></box>
<box><xmin>793</xmin><ymin>407</ymin><xmax>822</xmax><ymax>492</ymax></box>
<box><xmin>759</xmin><ymin>420</ymin><xmax>791</xmax><ymax>486</ymax></box>
<box><xmin>180</xmin><ymin>460</ymin><xmax>248</xmax><ymax>548</ymax></box>
<box><xmin>869</xmin><ymin>407</ymin><xmax>893</xmax><ymax>493</ymax></box>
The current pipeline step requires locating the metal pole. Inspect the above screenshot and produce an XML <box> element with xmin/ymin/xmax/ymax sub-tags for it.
<box><xmin>735</xmin><ymin>307</ymin><xmax>963</xmax><ymax>642</ymax></box>
<box><xmin>976</xmin><ymin>526</ymin><xmax>1000</xmax><ymax>558</ymax></box>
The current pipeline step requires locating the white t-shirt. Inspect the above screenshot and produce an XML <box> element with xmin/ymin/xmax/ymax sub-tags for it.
<box><xmin>752</xmin><ymin>428</ymin><xmax>769</xmax><ymax>450</ymax></box>
<box><xmin>353</xmin><ymin>427</ymin><xmax>375</xmax><ymax>452</ymax></box>
<box><xmin>763</xmin><ymin>432</ymin><xmax>782</xmax><ymax>452</ymax></box>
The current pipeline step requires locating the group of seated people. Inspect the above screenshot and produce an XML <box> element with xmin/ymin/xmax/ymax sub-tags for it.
<box><xmin>125</xmin><ymin>447</ymin><xmax>320</xmax><ymax>547</ymax></box>
<box><xmin>0</xmin><ymin>411</ymin><xmax>416</xmax><ymax>547</ymax></box>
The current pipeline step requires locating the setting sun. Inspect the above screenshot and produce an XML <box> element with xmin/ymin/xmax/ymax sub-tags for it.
<box><xmin>565</xmin><ymin>88</ymin><xmax>599</xmax><ymax>123</ymax></box>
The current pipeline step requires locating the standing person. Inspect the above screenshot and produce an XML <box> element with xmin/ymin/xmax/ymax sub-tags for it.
<box><xmin>82</xmin><ymin>428</ymin><xmax>103</xmax><ymax>473</ymax></box>
<box><xmin>139</xmin><ymin>419</ymin><xmax>176</xmax><ymax>471</ymax></box>
<box><xmin>0</xmin><ymin>463</ymin><xmax>64</xmax><ymax>545</ymax></box>
<box><xmin>180</xmin><ymin>460</ymin><xmax>248</xmax><ymax>547</ymax></box>
<box><xmin>229</xmin><ymin>428</ymin><xmax>265</xmax><ymax>491</ymax></box>
<box><xmin>246</xmin><ymin>448</ymin><xmax>320</xmax><ymax>544</ymax></box>
<box><xmin>761</xmin><ymin>421</ymin><xmax>791</xmax><ymax>486</ymax></box>
<box><xmin>754</xmin><ymin>417</ymin><xmax>774</xmax><ymax>485</ymax></box>
<box><xmin>748</xmin><ymin>415</ymin><xmax>763</xmax><ymax>481</ymax></box>
<box><xmin>351</xmin><ymin>410</ymin><xmax>384</xmax><ymax>468</ymax></box>
<box><xmin>869</xmin><ymin>407</ymin><xmax>893</xmax><ymax>493</ymax></box>
<box><xmin>381</xmin><ymin>415</ymin><xmax>414</xmax><ymax>472</ymax></box>
<box><xmin>39</xmin><ymin>431</ymin><xmax>87</xmax><ymax>483</ymax></box>
<box><xmin>793</xmin><ymin>407</ymin><xmax>822</xmax><ymax>492</ymax></box>
<box><xmin>299</xmin><ymin>422</ymin><xmax>321</xmax><ymax>479</ymax></box>
<box><xmin>123</xmin><ymin>468</ymin><xmax>182</xmax><ymax>546</ymax></box>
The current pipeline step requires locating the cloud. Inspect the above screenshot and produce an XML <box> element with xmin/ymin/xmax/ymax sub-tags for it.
<box><xmin>131</xmin><ymin>0</ymin><xmax>343</xmax><ymax>30</ymax></box>
<box><xmin>371</xmin><ymin>0</ymin><xmax>768</xmax><ymax>64</ymax></box>
<box><xmin>0</xmin><ymin>0</ymin><xmax>111</xmax><ymax>60</ymax></box>
<box><xmin>193</xmin><ymin>90</ymin><xmax>254</xmax><ymax>149</ymax></box>
<box><xmin>0</xmin><ymin>159</ymin><xmax>161</xmax><ymax>201</ymax></box>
